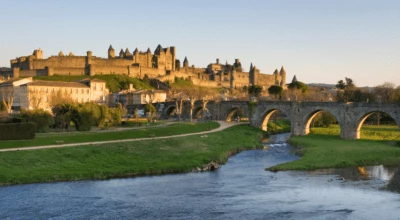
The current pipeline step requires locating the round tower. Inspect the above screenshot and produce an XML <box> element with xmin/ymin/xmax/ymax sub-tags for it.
<box><xmin>108</xmin><ymin>45</ymin><xmax>115</xmax><ymax>58</ymax></box>
<box><xmin>279</xmin><ymin>66</ymin><xmax>287</xmax><ymax>88</ymax></box>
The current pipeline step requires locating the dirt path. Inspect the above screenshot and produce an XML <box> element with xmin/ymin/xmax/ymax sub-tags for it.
<box><xmin>0</xmin><ymin>121</ymin><xmax>247</xmax><ymax>153</ymax></box>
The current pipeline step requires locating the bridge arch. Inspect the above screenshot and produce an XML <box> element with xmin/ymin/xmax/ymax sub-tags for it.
<box><xmin>225</xmin><ymin>107</ymin><xmax>246</xmax><ymax>122</ymax></box>
<box><xmin>355</xmin><ymin>110</ymin><xmax>400</xmax><ymax>139</ymax></box>
<box><xmin>302</xmin><ymin>109</ymin><xmax>342</xmax><ymax>136</ymax></box>
<box><xmin>163</xmin><ymin>105</ymin><xmax>177</xmax><ymax>118</ymax></box>
<box><xmin>260</xmin><ymin>108</ymin><xmax>291</xmax><ymax>131</ymax></box>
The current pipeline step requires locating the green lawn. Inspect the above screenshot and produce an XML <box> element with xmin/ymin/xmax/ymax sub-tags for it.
<box><xmin>0</xmin><ymin>122</ymin><xmax>219</xmax><ymax>149</ymax></box>
<box><xmin>267</xmin><ymin>119</ymin><xmax>291</xmax><ymax>134</ymax></box>
<box><xmin>309</xmin><ymin>124</ymin><xmax>400</xmax><ymax>140</ymax></box>
<box><xmin>269</xmin><ymin>125</ymin><xmax>400</xmax><ymax>171</ymax></box>
<box><xmin>0</xmin><ymin>125</ymin><xmax>263</xmax><ymax>185</ymax></box>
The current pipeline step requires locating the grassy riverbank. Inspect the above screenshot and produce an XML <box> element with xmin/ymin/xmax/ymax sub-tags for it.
<box><xmin>0</xmin><ymin>122</ymin><xmax>219</xmax><ymax>149</ymax></box>
<box><xmin>0</xmin><ymin>124</ymin><xmax>263</xmax><ymax>185</ymax></box>
<box><xmin>268</xmin><ymin>125</ymin><xmax>400</xmax><ymax>171</ymax></box>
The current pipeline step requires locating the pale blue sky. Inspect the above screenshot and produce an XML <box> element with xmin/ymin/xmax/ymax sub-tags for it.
<box><xmin>0</xmin><ymin>0</ymin><xmax>399</xmax><ymax>87</ymax></box>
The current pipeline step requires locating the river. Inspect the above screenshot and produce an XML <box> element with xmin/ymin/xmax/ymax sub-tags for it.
<box><xmin>1</xmin><ymin>142</ymin><xmax>400</xmax><ymax>219</ymax></box>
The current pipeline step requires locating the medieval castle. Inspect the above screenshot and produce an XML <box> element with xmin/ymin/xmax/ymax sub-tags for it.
<box><xmin>1</xmin><ymin>44</ymin><xmax>287</xmax><ymax>90</ymax></box>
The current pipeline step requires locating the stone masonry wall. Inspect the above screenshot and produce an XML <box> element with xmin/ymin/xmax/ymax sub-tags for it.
<box><xmin>32</xmin><ymin>56</ymin><xmax>86</xmax><ymax>69</ymax></box>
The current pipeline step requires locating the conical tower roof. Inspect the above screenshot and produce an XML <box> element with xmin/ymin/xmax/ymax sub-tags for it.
<box><xmin>280</xmin><ymin>66</ymin><xmax>286</xmax><ymax>75</ymax></box>
<box><xmin>147</xmin><ymin>47</ymin><xmax>152</xmax><ymax>53</ymax></box>
<box><xmin>125</xmin><ymin>48</ymin><xmax>130</xmax><ymax>54</ymax></box>
<box><xmin>292</xmin><ymin>75</ymin><xmax>298</xmax><ymax>83</ymax></box>
<box><xmin>108</xmin><ymin>45</ymin><xmax>114</xmax><ymax>51</ymax></box>
<box><xmin>154</xmin><ymin>44</ymin><xmax>163</xmax><ymax>54</ymax></box>
<box><xmin>134</xmin><ymin>47</ymin><xmax>139</xmax><ymax>53</ymax></box>
<box><xmin>274</xmin><ymin>69</ymin><xmax>279</xmax><ymax>74</ymax></box>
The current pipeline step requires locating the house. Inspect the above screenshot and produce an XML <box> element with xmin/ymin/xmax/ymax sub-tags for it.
<box><xmin>0</xmin><ymin>77</ymin><xmax>109</xmax><ymax>112</ymax></box>
<box><xmin>117</xmin><ymin>89</ymin><xmax>167</xmax><ymax>106</ymax></box>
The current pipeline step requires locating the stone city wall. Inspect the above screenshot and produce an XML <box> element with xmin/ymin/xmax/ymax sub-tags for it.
<box><xmin>91</xmin><ymin>57</ymin><xmax>133</xmax><ymax>67</ymax></box>
<box><xmin>32</xmin><ymin>56</ymin><xmax>86</xmax><ymax>69</ymax></box>
<box><xmin>53</xmin><ymin>67</ymin><xmax>86</xmax><ymax>76</ymax></box>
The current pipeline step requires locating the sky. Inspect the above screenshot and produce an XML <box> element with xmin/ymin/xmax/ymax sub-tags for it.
<box><xmin>0</xmin><ymin>0</ymin><xmax>399</xmax><ymax>87</ymax></box>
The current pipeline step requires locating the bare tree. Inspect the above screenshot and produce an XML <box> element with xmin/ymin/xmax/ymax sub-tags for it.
<box><xmin>28</xmin><ymin>88</ymin><xmax>46</xmax><ymax>110</ymax></box>
<box><xmin>49</xmin><ymin>90</ymin><xmax>73</xmax><ymax>106</ymax></box>
<box><xmin>374</xmin><ymin>82</ymin><xmax>396</xmax><ymax>103</ymax></box>
<box><xmin>1</xmin><ymin>87</ymin><xmax>14</xmax><ymax>113</ymax></box>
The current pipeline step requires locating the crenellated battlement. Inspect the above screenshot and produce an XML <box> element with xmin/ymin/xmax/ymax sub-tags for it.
<box><xmin>4</xmin><ymin>45</ymin><xmax>287</xmax><ymax>90</ymax></box>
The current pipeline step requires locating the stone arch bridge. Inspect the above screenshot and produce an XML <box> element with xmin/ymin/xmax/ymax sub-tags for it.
<box><xmin>146</xmin><ymin>101</ymin><xmax>400</xmax><ymax>140</ymax></box>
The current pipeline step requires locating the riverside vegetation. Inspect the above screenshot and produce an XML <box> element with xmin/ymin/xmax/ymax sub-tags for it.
<box><xmin>269</xmin><ymin>125</ymin><xmax>400</xmax><ymax>171</ymax></box>
<box><xmin>0</xmin><ymin>123</ymin><xmax>263</xmax><ymax>185</ymax></box>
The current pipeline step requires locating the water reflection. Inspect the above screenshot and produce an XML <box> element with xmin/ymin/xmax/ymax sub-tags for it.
<box><xmin>310</xmin><ymin>165</ymin><xmax>398</xmax><ymax>182</ymax></box>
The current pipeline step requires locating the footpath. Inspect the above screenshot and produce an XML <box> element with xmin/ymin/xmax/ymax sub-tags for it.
<box><xmin>0</xmin><ymin>121</ymin><xmax>246</xmax><ymax>153</ymax></box>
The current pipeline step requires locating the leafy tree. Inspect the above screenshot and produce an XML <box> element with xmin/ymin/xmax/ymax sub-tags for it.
<box><xmin>336</xmin><ymin>80</ymin><xmax>346</xmax><ymax>90</ymax></box>
<box><xmin>72</xmin><ymin>106</ymin><xmax>94</xmax><ymax>131</ymax></box>
<box><xmin>288</xmin><ymin>81</ymin><xmax>309</xmax><ymax>94</ymax></box>
<box><xmin>248</xmin><ymin>85</ymin><xmax>263</xmax><ymax>99</ymax></box>
<box><xmin>334</xmin><ymin>77</ymin><xmax>371</xmax><ymax>102</ymax></box>
<box><xmin>345</xmin><ymin>77</ymin><xmax>355</xmax><ymax>89</ymax></box>
<box><xmin>98</xmin><ymin>104</ymin><xmax>109</xmax><ymax>127</ymax></box>
<box><xmin>312</xmin><ymin>111</ymin><xmax>337</xmax><ymax>128</ymax></box>
<box><xmin>52</xmin><ymin>102</ymin><xmax>76</xmax><ymax>130</ymax></box>
<box><xmin>109</xmin><ymin>104</ymin><xmax>123</xmax><ymax>125</ymax></box>
<box><xmin>268</xmin><ymin>85</ymin><xmax>283</xmax><ymax>100</ymax></box>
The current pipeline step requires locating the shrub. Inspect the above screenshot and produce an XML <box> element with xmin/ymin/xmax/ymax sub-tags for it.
<box><xmin>20</xmin><ymin>109</ymin><xmax>54</xmax><ymax>132</ymax></box>
<box><xmin>0</xmin><ymin>123</ymin><xmax>35</xmax><ymax>140</ymax></box>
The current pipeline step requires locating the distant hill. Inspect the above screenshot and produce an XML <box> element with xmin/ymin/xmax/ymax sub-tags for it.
<box><xmin>307</xmin><ymin>83</ymin><xmax>336</xmax><ymax>88</ymax></box>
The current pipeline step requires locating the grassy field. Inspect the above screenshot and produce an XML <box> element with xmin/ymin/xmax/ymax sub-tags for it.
<box><xmin>269</xmin><ymin>125</ymin><xmax>400</xmax><ymax>171</ymax></box>
<box><xmin>0</xmin><ymin>125</ymin><xmax>263</xmax><ymax>185</ymax></box>
<box><xmin>267</xmin><ymin>119</ymin><xmax>291</xmax><ymax>134</ymax></box>
<box><xmin>309</xmin><ymin>124</ymin><xmax>400</xmax><ymax>140</ymax></box>
<box><xmin>0</xmin><ymin>122</ymin><xmax>219</xmax><ymax>149</ymax></box>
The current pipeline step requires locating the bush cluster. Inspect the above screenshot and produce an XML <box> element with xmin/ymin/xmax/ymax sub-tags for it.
<box><xmin>0</xmin><ymin>122</ymin><xmax>35</xmax><ymax>140</ymax></box>
<box><xmin>20</xmin><ymin>109</ymin><xmax>54</xmax><ymax>132</ymax></box>
<box><xmin>53</xmin><ymin>102</ymin><xmax>124</xmax><ymax>131</ymax></box>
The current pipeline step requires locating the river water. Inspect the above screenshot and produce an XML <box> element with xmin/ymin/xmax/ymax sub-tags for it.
<box><xmin>1</xmin><ymin>142</ymin><xmax>400</xmax><ymax>219</ymax></box>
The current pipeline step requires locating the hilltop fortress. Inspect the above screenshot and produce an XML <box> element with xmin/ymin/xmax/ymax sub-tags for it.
<box><xmin>2</xmin><ymin>45</ymin><xmax>287</xmax><ymax>90</ymax></box>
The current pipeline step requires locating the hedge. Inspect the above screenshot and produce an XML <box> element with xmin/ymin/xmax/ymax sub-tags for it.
<box><xmin>0</xmin><ymin>122</ymin><xmax>36</xmax><ymax>140</ymax></box>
